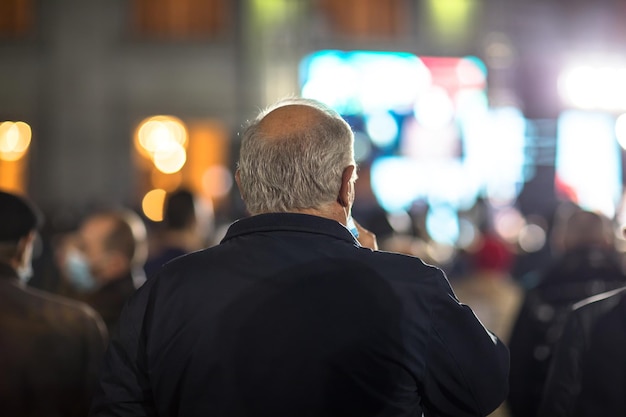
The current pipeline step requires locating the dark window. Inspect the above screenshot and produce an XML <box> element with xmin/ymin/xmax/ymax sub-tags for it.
<box><xmin>315</xmin><ymin>0</ymin><xmax>408</xmax><ymax>37</ymax></box>
<box><xmin>132</xmin><ymin>0</ymin><xmax>231</xmax><ymax>39</ymax></box>
<box><xmin>0</xmin><ymin>0</ymin><xmax>34</xmax><ymax>37</ymax></box>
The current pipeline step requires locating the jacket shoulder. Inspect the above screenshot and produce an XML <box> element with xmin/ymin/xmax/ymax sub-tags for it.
<box><xmin>18</xmin><ymin>284</ymin><xmax>105</xmax><ymax>330</ymax></box>
<box><xmin>569</xmin><ymin>286</ymin><xmax>626</xmax><ymax>329</ymax></box>
<box><xmin>363</xmin><ymin>249</ymin><xmax>446</xmax><ymax>283</ymax></box>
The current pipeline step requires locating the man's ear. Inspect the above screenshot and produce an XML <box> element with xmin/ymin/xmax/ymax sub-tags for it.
<box><xmin>338</xmin><ymin>165</ymin><xmax>356</xmax><ymax>207</ymax></box>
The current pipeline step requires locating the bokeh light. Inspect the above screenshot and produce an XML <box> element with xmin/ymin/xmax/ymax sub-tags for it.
<box><xmin>559</xmin><ymin>62</ymin><xmax>626</xmax><ymax>111</ymax></box>
<box><xmin>371</xmin><ymin>157</ymin><xmax>421</xmax><ymax>212</ymax></box>
<box><xmin>615</xmin><ymin>113</ymin><xmax>626</xmax><ymax>150</ymax></box>
<box><xmin>365</xmin><ymin>112</ymin><xmax>398</xmax><ymax>148</ymax></box>
<box><xmin>0</xmin><ymin>121</ymin><xmax>32</xmax><ymax>162</ymax></box>
<box><xmin>414</xmin><ymin>86</ymin><xmax>455</xmax><ymax>129</ymax></box>
<box><xmin>137</xmin><ymin>116</ymin><xmax>187</xmax><ymax>152</ymax></box>
<box><xmin>135</xmin><ymin>116</ymin><xmax>188</xmax><ymax>174</ymax></box>
<box><xmin>425</xmin><ymin>241</ymin><xmax>456</xmax><ymax>266</ymax></box>
<box><xmin>353</xmin><ymin>132</ymin><xmax>372</xmax><ymax>162</ymax></box>
<box><xmin>301</xmin><ymin>50</ymin><xmax>432</xmax><ymax>115</ymax></box>
<box><xmin>518</xmin><ymin>223</ymin><xmax>547</xmax><ymax>253</ymax></box>
<box><xmin>494</xmin><ymin>206</ymin><xmax>526</xmax><ymax>244</ymax></box>
<box><xmin>426</xmin><ymin>205</ymin><xmax>459</xmax><ymax>246</ymax></box>
<box><xmin>153</xmin><ymin>140</ymin><xmax>187</xmax><ymax>174</ymax></box>
<box><xmin>202</xmin><ymin>165</ymin><xmax>234</xmax><ymax>198</ymax></box>
<box><xmin>142</xmin><ymin>188</ymin><xmax>167</xmax><ymax>222</ymax></box>
<box><xmin>457</xmin><ymin>217</ymin><xmax>478</xmax><ymax>249</ymax></box>
<box><xmin>428</xmin><ymin>0</ymin><xmax>476</xmax><ymax>41</ymax></box>
<box><xmin>556</xmin><ymin>110</ymin><xmax>621</xmax><ymax>219</ymax></box>
<box><xmin>456</xmin><ymin>57</ymin><xmax>487</xmax><ymax>86</ymax></box>
<box><xmin>386</xmin><ymin>211</ymin><xmax>413</xmax><ymax>234</ymax></box>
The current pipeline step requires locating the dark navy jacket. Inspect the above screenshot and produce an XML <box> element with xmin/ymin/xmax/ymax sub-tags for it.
<box><xmin>91</xmin><ymin>213</ymin><xmax>509</xmax><ymax>417</ymax></box>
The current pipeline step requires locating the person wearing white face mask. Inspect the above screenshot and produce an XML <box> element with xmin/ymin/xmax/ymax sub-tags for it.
<box><xmin>0</xmin><ymin>190</ymin><xmax>108</xmax><ymax>417</ymax></box>
<box><xmin>61</xmin><ymin>208</ymin><xmax>148</xmax><ymax>335</ymax></box>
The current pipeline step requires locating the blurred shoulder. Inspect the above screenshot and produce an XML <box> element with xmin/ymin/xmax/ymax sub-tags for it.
<box><xmin>570</xmin><ymin>286</ymin><xmax>626</xmax><ymax>322</ymax></box>
<box><xmin>13</xmin><ymin>284</ymin><xmax>106</xmax><ymax>332</ymax></box>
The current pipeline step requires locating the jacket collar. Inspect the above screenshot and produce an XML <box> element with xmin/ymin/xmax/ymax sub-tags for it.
<box><xmin>221</xmin><ymin>213</ymin><xmax>359</xmax><ymax>245</ymax></box>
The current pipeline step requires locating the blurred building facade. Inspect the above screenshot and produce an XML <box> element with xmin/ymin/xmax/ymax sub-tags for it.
<box><xmin>1</xmin><ymin>0</ymin><xmax>626</xmax><ymax>222</ymax></box>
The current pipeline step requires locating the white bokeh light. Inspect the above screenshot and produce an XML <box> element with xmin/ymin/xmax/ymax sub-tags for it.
<box><xmin>559</xmin><ymin>61</ymin><xmax>626</xmax><ymax>111</ymax></box>
<box><xmin>426</xmin><ymin>205</ymin><xmax>459</xmax><ymax>245</ymax></box>
<box><xmin>414</xmin><ymin>86</ymin><xmax>455</xmax><ymax>129</ymax></box>
<box><xmin>153</xmin><ymin>140</ymin><xmax>187</xmax><ymax>174</ymax></box>
<box><xmin>365</xmin><ymin>112</ymin><xmax>398</xmax><ymax>148</ymax></box>
<box><xmin>615</xmin><ymin>113</ymin><xmax>626</xmax><ymax>150</ymax></box>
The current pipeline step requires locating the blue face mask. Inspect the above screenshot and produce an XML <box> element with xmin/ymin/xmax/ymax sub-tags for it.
<box><xmin>65</xmin><ymin>250</ymin><xmax>97</xmax><ymax>292</ymax></box>
<box><xmin>346</xmin><ymin>216</ymin><xmax>359</xmax><ymax>239</ymax></box>
<box><xmin>17</xmin><ymin>241</ymin><xmax>34</xmax><ymax>284</ymax></box>
<box><xmin>17</xmin><ymin>263</ymin><xmax>33</xmax><ymax>284</ymax></box>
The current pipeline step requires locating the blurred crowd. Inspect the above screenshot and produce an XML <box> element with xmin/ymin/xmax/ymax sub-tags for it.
<box><xmin>378</xmin><ymin>200</ymin><xmax>626</xmax><ymax>417</ymax></box>
<box><xmin>3</xmin><ymin>183</ymin><xmax>626</xmax><ymax>417</ymax></box>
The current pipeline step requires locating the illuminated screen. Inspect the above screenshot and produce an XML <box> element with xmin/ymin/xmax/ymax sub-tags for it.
<box><xmin>555</xmin><ymin>110</ymin><xmax>622</xmax><ymax>218</ymax></box>
<box><xmin>300</xmin><ymin>50</ymin><xmax>527</xmax><ymax>218</ymax></box>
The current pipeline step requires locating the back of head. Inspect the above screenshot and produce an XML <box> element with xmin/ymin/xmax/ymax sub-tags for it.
<box><xmin>237</xmin><ymin>97</ymin><xmax>355</xmax><ymax>215</ymax></box>
<box><xmin>0</xmin><ymin>190</ymin><xmax>42</xmax><ymax>244</ymax></box>
<box><xmin>163</xmin><ymin>188</ymin><xmax>197</xmax><ymax>231</ymax></box>
<box><xmin>561</xmin><ymin>209</ymin><xmax>613</xmax><ymax>251</ymax></box>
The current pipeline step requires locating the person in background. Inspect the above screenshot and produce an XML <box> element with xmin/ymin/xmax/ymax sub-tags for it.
<box><xmin>91</xmin><ymin>97</ymin><xmax>509</xmax><ymax>417</ymax></box>
<box><xmin>144</xmin><ymin>187</ymin><xmax>214</xmax><ymax>278</ymax></box>
<box><xmin>507</xmin><ymin>208</ymin><xmax>626</xmax><ymax>417</ymax></box>
<box><xmin>61</xmin><ymin>208</ymin><xmax>148</xmax><ymax>335</ymax></box>
<box><xmin>0</xmin><ymin>190</ymin><xmax>108</xmax><ymax>417</ymax></box>
<box><xmin>538</xmin><ymin>283</ymin><xmax>626</xmax><ymax>416</ymax></box>
<box><xmin>452</xmin><ymin>230</ymin><xmax>522</xmax><ymax>344</ymax></box>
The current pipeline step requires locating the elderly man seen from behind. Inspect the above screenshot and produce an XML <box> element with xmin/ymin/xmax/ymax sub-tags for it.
<box><xmin>91</xmin><ymin>97</ymin><xmax>509</xmax><ymax>417</ymax></box>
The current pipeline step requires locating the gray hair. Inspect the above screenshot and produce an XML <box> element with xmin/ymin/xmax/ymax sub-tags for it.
<box><xmin>237</xmin><ymin>97</ymin><xmax>356</xmax><ymax>215</ymax></box>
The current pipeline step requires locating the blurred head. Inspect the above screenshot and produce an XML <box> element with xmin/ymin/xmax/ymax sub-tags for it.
<box><xmin>163</xmin><ymin>187</ymin><xmax>214</xmax><ymax>247</ymax></box>
<box><xmin>236</xmin><ymin>97</ymin><xmax>356</xmax><ymax>215</ymax></box>
<box><xmin>0</xmin><ymin>190</ymin><xmax>42</xmax><ymax>282</ymax></box>
<box><xmin>65</xmin><ymin>209</ymin><xmax>147</xmax><ymax>290</ymax></box>
<box><xmin>164</xmin><ymin>188</ymin><xmax>197</xmax><ymax>231</ymax></box>
<box><xmin>560</xmin><ymin>209</ymin><xmax>613</xmax><ymax>252</ymax></box>
<box><xmin>159</xmin><ymin>187</ymin><xmax>214</xmax><ymax>250</ymax></box>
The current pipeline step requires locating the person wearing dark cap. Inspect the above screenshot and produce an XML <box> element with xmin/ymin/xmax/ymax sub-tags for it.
<box><xmin>0</xmin><ymin>190</ymin><xmax>108</xmax><ymax>417</ymax></box>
